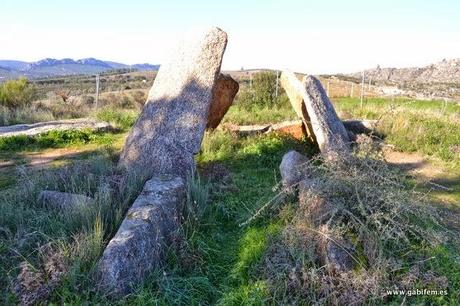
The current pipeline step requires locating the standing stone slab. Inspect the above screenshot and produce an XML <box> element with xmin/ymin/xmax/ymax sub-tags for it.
<box><xmin>206</xmin><ymin>73</ymin><xmax>239</xmax><ymax>129</ymax></box>
<box><xmin>280</xmin><ymin>71</ymin><xmax>315</xmax><ymax>142</ymax></box>
<box><xmin>301</xmin><ymin>75</ymin><xmax>350</xmax><ymax>155</ymax></box>
<box><xmin>118</xmin><ymin>27</ymin><xmax>228</xmax><ymax>178</ymax></box>
<box><xmin>96</xmin><ymin>176</ymin><xmax>186</xmax><ymax>295</ymax></box>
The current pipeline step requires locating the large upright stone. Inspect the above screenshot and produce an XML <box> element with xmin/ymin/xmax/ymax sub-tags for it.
<box><xmin>206</xmin><ymin>73</ymin><xmax>239</xmax><ymax>129</ymax></box>
<box><xmin>118</xmin><ymin>27</ymin><xmax>228</xmax><ymax>178</ymax></box>
<box><xmin>302</xmin><ymin>75</ymin><xmax>350</xmax><ymax>154</ymax></box>
<box><xmin>280</xmin><ymin>71</ymin><xmax>315</xmax><ymax>142</ymax></box>
<box><xmin>96</xmin><ymin>176</ymin><xmax>186</xmax><ymax>295</ymax></box>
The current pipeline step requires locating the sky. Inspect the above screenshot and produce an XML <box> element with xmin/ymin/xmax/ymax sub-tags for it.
<box><xmin>1</xmin><ymin>0</ymin><xmax>460</xmax><ymax>74</ymax></box>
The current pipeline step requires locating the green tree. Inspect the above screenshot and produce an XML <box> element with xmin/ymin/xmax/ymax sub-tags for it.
<box><xmin>0</xmin><ymin>78</ymin><xmax>36</xmax><ymax>108</ymax></box>
<box><xmin>252</xmin><ymin>71</ymin><xmax>277</xmax><ymax>107</ymax></box>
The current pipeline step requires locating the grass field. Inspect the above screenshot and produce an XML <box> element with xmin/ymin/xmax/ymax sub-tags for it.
<box><xmin>0</xmin><ymin>95</ymin><xmax>459</xmax><ymax>304</ymax></box>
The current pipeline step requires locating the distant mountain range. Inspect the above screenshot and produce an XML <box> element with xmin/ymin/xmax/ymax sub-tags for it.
<box><xmin>0</xmin><ymin>58</ymin><xmax>160</xmax><ymax>80</ymax></box>
<box><xmin>346</xmin><ymin>58</ymin><xmax>460</xmax><ymax>84</ymax></box>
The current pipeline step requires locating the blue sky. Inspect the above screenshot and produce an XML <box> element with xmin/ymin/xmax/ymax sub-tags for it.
<box><xmin>1</xmin><ymin>0</ymin><xmax>459</xmax><ymax>73</ymax></box>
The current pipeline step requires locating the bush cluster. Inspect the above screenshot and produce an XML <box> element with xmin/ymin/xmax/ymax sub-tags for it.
<box><xmin>0</xmin><ymin>78</ymin><xmax>36</xmax><ymax>108</ymax></box>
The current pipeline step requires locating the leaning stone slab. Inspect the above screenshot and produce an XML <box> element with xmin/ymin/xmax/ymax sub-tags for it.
<box><xmin>302</xmin><ymin>75</ymin><xmax>350</xmax><ymax>155</ymax></box>
<box><xmin>0</xmin><ymin>119</ymin><xmax>112</xmax><ymax>138</ymax></box>
<box><xmin>206</xmin><ymin>73</ymin><xmax>239</xmax><ymax>129</ymax></box>
<box><xmin>281</xmin><ymin>71</ymin><xmax>350</xmax><ymax>156</ymax></box>
<box><xmin>96</xmin><ymin>176</ymin><xmax>186</xmax><ymax>296</ymax></box>
<box><xmin>280</xmin><ymin>71</ymin><xmax>315</xmax><ymax>142</ymax></box>
<box><xmin>118</xmin><ymin>27</ymin><xmax>228</xmax><ymax>179</ymax></box>
<box><xmin>38</xmin><ymin>190</ymin><xmax>94</xmax><ymax>210</ymax></box>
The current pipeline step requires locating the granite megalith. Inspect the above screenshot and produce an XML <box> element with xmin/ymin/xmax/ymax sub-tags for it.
<box><xmin>118</xmin><ymin>27</ymin><xmax>228</xmax><ymax>179</ymax></box>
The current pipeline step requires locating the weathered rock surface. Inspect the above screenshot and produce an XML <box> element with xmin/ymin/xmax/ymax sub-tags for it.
<box><xmin>38</xmin><ymin>191</ymin><xmax>94</xmax><ymax>210</ymax></box>
<box><xmin>301</xmin><ymin>75</ymin><xmax>350</xmax><ymax>155</ymax></box>
<box><xmin>96</xmin><ymin>176</ymin><xmax>186</xmax><ymax>295</ymax></box>
<box><xmin>324</xmin><ymin>238</ymin><xmax>355</xmax><ymax>272</ymax></box>
<box><xmin>298</xmin><ymin>180</ymin><xmax>334</xmax><ymax>226</ymax></box>
<box><xmin>316</xmin><ymin>226</ymin><xmax>355</xmax><ymax>272</ymax></box>
<box><xmin>280</xmin><ymin>71</ymin><xmax>315</xmax><ymax>141</ymax></box>
<box><xmin>0</xmin><ymin>119</ymin><xmax>112</xmax><ymax>138</ymax></box>
<box><xmin>279</xmin><ymin>150</ymin><xmax>309</xmax><ymax>188</ymax></box>
<box><xmin>281</xmin><ymin>72</ymin><xmax>350</xmax><ymax>155</ymax></box>
<box><xmin>206</xmin><ymin>73</ymin><xmax>239</xmax><ymax>129</ymax></box>
<box><xmin>118</xmin><ymin>27</ymin><xmax>228</xmax><ymax>179</ymax></box>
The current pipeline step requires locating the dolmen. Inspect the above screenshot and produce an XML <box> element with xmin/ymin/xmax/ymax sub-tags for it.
<box><xmin>97</xmin><ymin>27</ymin><xmax>229</xmax><ymax>296</ymax></box>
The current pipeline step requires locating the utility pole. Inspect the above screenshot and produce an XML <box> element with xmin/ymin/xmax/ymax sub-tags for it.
<box><xmin>351</xmin><ymin>82</ymin><xmax>354</xmax><ymax>98</ymax></box>
<box><xmin>275</xmin><ymin>70</ymin><xmax>279</xmax><ymax>97</ymax></box>
<box><xmin>360</xmin><ymin>71</ymin><xmax>365</xmax><ymax>108</ymax></box>
<box><xmin>368</xmin><ymin>77</ymin><xmax>372</xmax><ymax>90</ymax></box>
<box><xmin>95</xmin><ymin>74</ymin><xmax>100</xmax><ymax>109</ymax></box>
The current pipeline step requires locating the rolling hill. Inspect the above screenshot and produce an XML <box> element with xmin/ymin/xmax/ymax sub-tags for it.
<box><xmin>0</xmin><ymin>58</ymin><xmax>159</xmax><ymax>81</ymax></box>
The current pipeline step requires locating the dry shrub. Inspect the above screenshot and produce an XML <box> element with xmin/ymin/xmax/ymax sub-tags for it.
<box><xmin>257</xmin><ymin>135</ymin><xmax>452</xmax><ymax>304</ymax></box>
<box><xmin>13</xmin><ymin>244</ymin><xmax>68</xmax><ymax>306</ymax></box>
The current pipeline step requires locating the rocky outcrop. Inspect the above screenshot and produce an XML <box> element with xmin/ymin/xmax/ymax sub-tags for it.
<box><xmin>118</xmin><ymin>27</ymin><xmax>228</xmax><ymax>179</ymax></box>
<box><xmin>207</xmin><ymin>74</ymin><xmax>239</xmax><ymax>129</ymax></box>
<box><xmin>38</xmin><ymin>191</ymin><xmax>94</xmax><ymax>210</ymax></box>
<box><xmin>348</xmin><ymin>58</ymin><xmax>460</xmax><ymax>84</ymax></box>
<box><xmin>96</xmin><ymin>176</ymin><xmax>186</xmax><ymax>296</ymax></box>
<box><xmin>0</xmin><ymin>119</ymin><xmax>112</xmax><ymax>138</ymax></box>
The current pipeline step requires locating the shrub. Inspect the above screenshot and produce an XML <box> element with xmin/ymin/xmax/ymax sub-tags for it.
<box><xmin>0</xmin><ymin>78</ymin><xmax>36</xmax><ymax>108</ymax></box>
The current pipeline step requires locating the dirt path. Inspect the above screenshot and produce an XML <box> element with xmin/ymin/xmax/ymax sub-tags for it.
<box><xmin>383</xmin><ymin>149</ymin><xmax>444</xmax><ymax>180</ymax></box>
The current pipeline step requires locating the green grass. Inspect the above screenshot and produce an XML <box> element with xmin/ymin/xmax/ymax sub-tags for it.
<box><xmin>0</xmin><ymin>129</ymin><xmax>123</xmax><ymax>155</ymax></box>
<box><xmin>334</xmin><ymin>97</ymin><xmax>460</xmax><ymax>166</ymax></box>
<box><xmin>1</xmin><ymin>93</ymin><xmax>459</xmax><ymax>304</ymax></box>
<box><xmin>95</xmin><ymin>107</ymin><xmax>139</xmax><ymax>130</ymax></box>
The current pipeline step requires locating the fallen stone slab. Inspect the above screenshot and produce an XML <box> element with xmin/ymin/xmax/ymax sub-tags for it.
<box><xmin>280</xmin><ymin>71</ymin><xmax>316</xmax><ymax>142</ymax></box>
<box><xmin>206</xmin><ymin>73</ymin><xmax>239</xmax><ymax>129</ymax></box>
<box><xmin>118</xmin><ymin>27</ymin><xmax>228</xmax><ymax>179</ymax></box>
<box><xmin>38</xmin><ymin>190</ymin><xmax>94</xmax><ymax>210</ymax></box>
<box><xmin>0</xmin><ymin>118</ymin><xmax>113</xmax><ymax>138</ymax></box>
<box><xmin>279</xmin><ymin>150</ymin><xmax>309</xmax><ymax>188</ymax></box>
<box><xmin>96</xmin><ymin>175</ymin><xmax>186</xmax><ymax>296</ymax></box>
<box><xmin>269</xmin><ymin>120</ymin><xmax>306</xmax><ymax>140</ymax></box>
<box><xmin>223</xmin><ymin>123</ymin><xmax>271</xmax><ymax>135</ymax></box>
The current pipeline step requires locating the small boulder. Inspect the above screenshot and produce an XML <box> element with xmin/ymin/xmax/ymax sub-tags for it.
<box><xmin>206</xmin><ymin>74</ymin><xmax>239</xmax><ymax>129</ymax></box>
<box><xmin>38</xmin><ymin>191</ymin><xmax>94</xmax><ymax>210</ymax></box>
<box><xmin>279</xmin><ymin>150</ymin><xmax>309</xmax><ymax>188</ymax></box>
<box><xmin>298</xmin><ymin>181</ymin><xmax>334</xmax><ymax>226</ymax></box>
<box><xmin>317</xmin><ymin>225</ymin><xmax>355</xmax><ymax>273</ymax></box>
